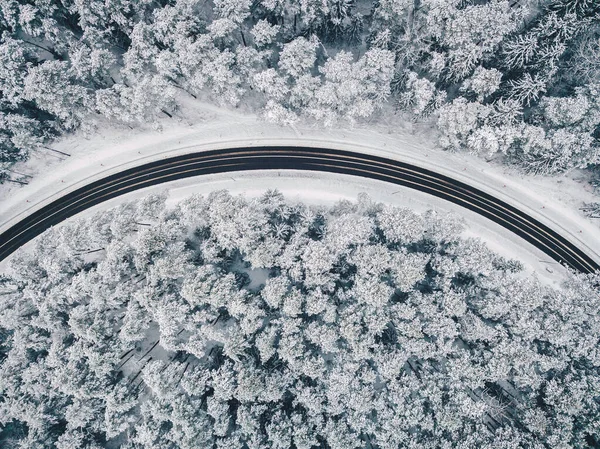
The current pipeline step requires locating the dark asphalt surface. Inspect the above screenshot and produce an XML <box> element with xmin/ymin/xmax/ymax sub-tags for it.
<box><xmin>0</xmin><ymin>146</ymin><xmax>597</xmax><ymax>273</ymax></box>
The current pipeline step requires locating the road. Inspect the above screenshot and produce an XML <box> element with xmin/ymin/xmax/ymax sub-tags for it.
<box><xmin>0</xmin><ymin>146</ymin><xmax>597</xmax><ymax>273</ymax></box>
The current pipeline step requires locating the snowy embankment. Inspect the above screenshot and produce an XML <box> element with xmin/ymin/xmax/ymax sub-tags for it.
<box><xmin>1</xmin><ymin>102</ymin><xmax>599</xmax><ymax>282</ymax></box>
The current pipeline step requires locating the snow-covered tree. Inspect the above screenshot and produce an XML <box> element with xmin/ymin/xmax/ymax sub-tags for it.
<box><xmin>2</xmin><ymin>190</ymin><xmax>598</xmax><ymax>447</ymax></box>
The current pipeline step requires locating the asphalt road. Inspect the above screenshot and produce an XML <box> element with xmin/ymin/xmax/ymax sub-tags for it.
<box><xmin>0</xmin><ymin>146</ymin><xmax>598</xmax><ymax>273</ymax></box>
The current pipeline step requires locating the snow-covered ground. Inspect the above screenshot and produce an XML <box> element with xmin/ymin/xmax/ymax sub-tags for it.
<box><xmin>1</xmin><ymin>101</ymin><xmax>598</xmax><ymax>283</ymax></box>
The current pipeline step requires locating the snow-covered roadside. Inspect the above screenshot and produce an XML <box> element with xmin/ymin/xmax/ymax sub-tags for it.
<box><xmin>1</xmin><ymin>102</ymin><xmax>598</xmax><ymax>277</ymax></box>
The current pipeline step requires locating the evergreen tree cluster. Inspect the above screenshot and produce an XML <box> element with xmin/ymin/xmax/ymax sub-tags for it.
<box><xmin>1</xmin><ymin>190</ymin><xmax>600</xmax><ymax>448</ymax></box>
<box><xmin>1</xmin><ymin>0</ymin><xmax>599</xmax><ymax>181</ymax></box>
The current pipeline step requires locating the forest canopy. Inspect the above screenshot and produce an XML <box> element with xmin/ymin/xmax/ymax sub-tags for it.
<box><xmin>1</xmin><ymin>0</ymin><xmax>600</xmax><ymax>183</ymax></box>
<box><xmin>1</xmin><ymin>191</ymin><xmax>600</xmax><ymax>448</ymax></box>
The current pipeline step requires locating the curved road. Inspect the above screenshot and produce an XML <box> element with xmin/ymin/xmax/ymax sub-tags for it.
<box><xmin>0</xmin><ymin>146</ymin><xmax>598</xmax><ymax>273</ymax></box>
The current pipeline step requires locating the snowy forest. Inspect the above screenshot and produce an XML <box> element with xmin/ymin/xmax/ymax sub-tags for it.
<box><xmin>1</xmin><ymin>190</ymin><xmax>600</xmax><ymax>448</ymax></box>
<box><xmin>1</xmin><ymin>0</ymin><xmax>600</xmax><ymax>186</ymax></box>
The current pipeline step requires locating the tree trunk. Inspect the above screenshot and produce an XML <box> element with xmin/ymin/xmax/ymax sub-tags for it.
<box><xmin>74</xmin><ymin>247</ymin><xmax>105</xmax><ymax>256</ymax></box>
<box><xmin>140</xmin><ymin>340</ymin><xmax>160</xmax><ymax>360</ymax></box>
<box><xmin>120</xmin><ymin>348</ymin><xmax>136</xmax><ymax>359</ymax></box>
<box><xmin>176</xmin><ymin>362</ymin><xmax>190</xmax><ymax>386</ymax></box>
<box><xmin>5</xmin><ymin>178</ymin><xmax>28</xmax><ymax>185</ymax></box>
<box><xmin>42</xmin><ymin>146</ymin><xmax>71</xmax><ymax>157</ymax></box>
<box><xmin>7</xmin><ymin>169</ymin><xmax>33</xmax><ymax>178</ymax></box>
<box><xmin>406</xmin><ymin>360</ymin><xmax>421</xmax><ymax>379</ymax></box>
<box><xmin>128</xmin><ymin>357</ymin><xmax>153</xmax><ymax>385</ymax></box>
<box><xmin>135</xmin><ymin>275</ymin><xmax>147</xmax><ymax>284</ymax></box>
<box><xmin>172</xmin><ymin>82</ymin><xmax>197</xmax><ymax>99</ymax></box>
<box><xmin>22</xmin><ymin>40</ymin><xmax>63</xmax><ymax>60</ymax></box>
<box><xmin>116</xmin><ymin>352</ymin><xmax>136</xmax><ymax>370</ymax></box>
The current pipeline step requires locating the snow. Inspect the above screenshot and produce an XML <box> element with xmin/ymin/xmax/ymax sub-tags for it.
<box><xmin>1</xmin><ymin>99</ymin><xmax>598</xmax><ymax>284</ymax></box>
